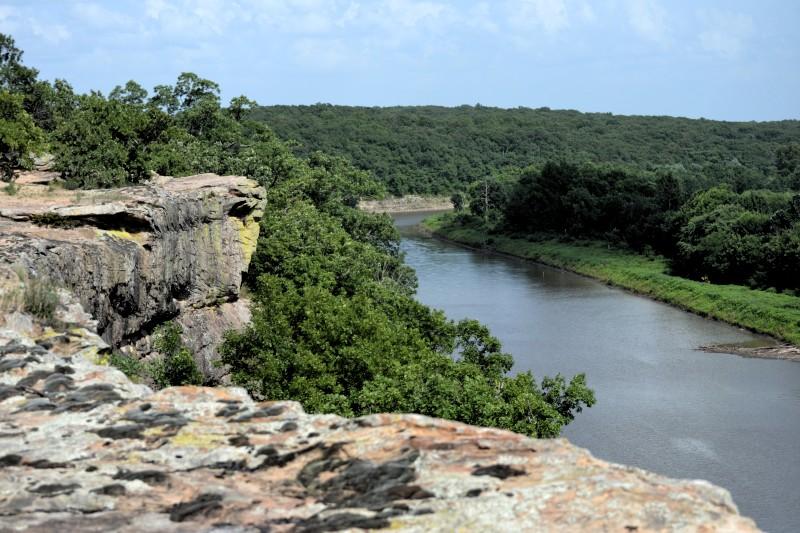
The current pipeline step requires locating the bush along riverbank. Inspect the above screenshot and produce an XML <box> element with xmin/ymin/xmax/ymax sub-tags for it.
<box><xmin>424</xmin><ymin>213</ymin><xmax>800</xmax><ymax>354</ymax></box>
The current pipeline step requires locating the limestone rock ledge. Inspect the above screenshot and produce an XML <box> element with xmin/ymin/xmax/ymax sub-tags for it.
<box><xmin>0</xmin><ymin>174</ymin><xmax>265</xmax><ymax>379</ymax></box>
<box><xmin>0</xmin><ymin>300</ymin><xmax>758</xmax><ymax>531</ymax></box>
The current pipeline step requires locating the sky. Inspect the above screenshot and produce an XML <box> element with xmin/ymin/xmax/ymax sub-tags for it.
<box><xmin>0</xmin><ymin>0</ymin><xmax>798</xmax><ymax>121</ymax></box>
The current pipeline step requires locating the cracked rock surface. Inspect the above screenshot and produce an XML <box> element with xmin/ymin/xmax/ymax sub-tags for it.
<box><xmin>0</xmin><ymin>284</ymin><xmax>759</xmax><ymax>532</ymax></box>
<box><xmin>0</xmin><ymin>174</ymin><xmax>265</xmax><ymax>380</ymax></box>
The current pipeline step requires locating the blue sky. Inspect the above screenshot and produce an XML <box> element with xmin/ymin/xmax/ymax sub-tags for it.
<box><xmin>1</xmin><ymin>0</ymin><xmax>798</xmax><ymax>121</ymax></box>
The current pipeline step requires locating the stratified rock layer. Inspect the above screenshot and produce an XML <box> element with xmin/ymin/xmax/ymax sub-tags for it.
<box><xmin>0</xmin><ymin>174</ymin><xmax>265</xmax><ymax>378</ymax></box>
<box><xmin>0</xmin><ymin>290</ymin><xmax>759</xmax><ymax>532</ymax></box>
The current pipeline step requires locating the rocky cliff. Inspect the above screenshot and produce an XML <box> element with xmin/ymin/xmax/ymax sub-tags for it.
<box><xmin>0</xmin><ymin>174</ymin><xmax>265</xmax><ymax>379</ymax></box>
<box><xmin>0</xmin><ymin>279</ymin><xmax>758</xmax><ymax>532</ymax></box>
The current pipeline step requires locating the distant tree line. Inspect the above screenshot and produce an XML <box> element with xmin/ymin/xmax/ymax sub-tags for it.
<box><xmin>457</xmin><ymin>161</ymin><xmax>800</xmax><ymax>292</ymax></box>
<box><xmin>251</xmin><ymin>104</ymin><xmax>800</xmax><ymax>195</ymax></box>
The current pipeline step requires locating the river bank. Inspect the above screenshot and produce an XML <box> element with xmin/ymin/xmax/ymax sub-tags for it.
<box><xmin>358</xmin><ymin>195</ymin><xmax>453</xmax><ymax>213</ymax></box>
<box><xmin>423</xmin><ymin>213</ymin><xmax>800</xmax><ymax>356</ymax></box>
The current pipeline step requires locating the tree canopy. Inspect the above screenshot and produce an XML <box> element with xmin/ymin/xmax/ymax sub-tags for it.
<box><xmin>251</xmin><ymin>104</ymin><xmax>800</xmax><ymax>195</ymax></box>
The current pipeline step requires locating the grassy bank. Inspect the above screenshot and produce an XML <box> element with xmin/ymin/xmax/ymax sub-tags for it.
<box><xmin>424</xmin><ymin>213</ymin><xmax>800</xmax><ymax>346</ymax></box>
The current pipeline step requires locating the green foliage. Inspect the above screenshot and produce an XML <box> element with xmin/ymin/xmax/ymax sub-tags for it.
<box><xmin>150</xmin><ymin>322</ymin><xmax>203</xmax><ymax>388</ymax></box>
<box><xmin>109</xmin><ymin>80</ymin><xmax>148</xmax><ymax>105</ymax></box>
<box><xmin>672</xmin><ymin>187</ymin><xmax>799</xmax><ymax>289</ymax></box>
<box><xmin>108</xmin><ymin>352</ymin><xmax>145</xmax><ymax>381</ymax></box>
<box><xmin>228</xmin><ymin>95</ymin><xmax>257</xmax><ymax>121</ymax></box>
<box><xmin>51</xmin><ymin>93</ymin><xmax>161</xmax><ymax>188</ymax></box>
<box><xmin>775</xmin><ymin>143</ymin><xmax>800</xmax><ymax>190</ymax></box>
<box><xmin>492</xmin><ymin>160</ymin><xmax>797</xmax><ymax>292</ymax></box>
<box><xmin>467</xmin><ymin>177</ymin><xmax>510</xmax><ymax>225</ymax></box>
<box><xmin>23</xmin><ymin>277</ymin><xmax>59</xmax><ymax>324</ymax></box>
<box><xmin>29</xmin><ymin>212</ymin><xmax>80</xmax><ymax>228</ymax></box>
<box><xmin>450</xmin><ymin>191</ymin><xmax>466</xmax><ymax>211</ymax></box>
<box><xmin>0</xmin><ymin>90</ymin><xmax>44</xmax><ymax>180</ymax></box>
<box><xmin>251</xmin><ymin>104</ymin><xmax>800</xmax><ymax>195</ymax></box>
<box><xmin>220</xmin><ymin>144</ymin><xmax>595</xmax><ymax>437</ymax></box>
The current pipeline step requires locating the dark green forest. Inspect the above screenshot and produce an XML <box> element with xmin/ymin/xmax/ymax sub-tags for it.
<box><xmin>253</xmin><ymin>104</ymin><xmax>799</xmax><ymax>293</ymax></box>
<box><xmin>0</xmin><ymin>33</ymin><xmax>594</xmax><ymax>437</ymax></box>
<box><xmin>252</xmin><ymin>104</ymin><xmax>800</xmax><ymax>195</ymax></box>
<box><xmin>462</xmin><ymin>162</ymin><xmax>800</xmax><ymax>293</ymax></box>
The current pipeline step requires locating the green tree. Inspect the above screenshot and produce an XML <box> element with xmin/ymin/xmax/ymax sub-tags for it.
<box><xmin>228</xmin><ymin>95</ymin><xmax>257</xmax><ymax>121</ymax></box>
<box><xmin>0</xmin><ymin>91</ymin><xmax>44</xmax><ymax>181</ymax></box>
<box><xmin>450</xmin><ymin>191</ymin><xmax>466</xmax><ymax>211</ymax></box>
<box><xmin>150</xmin><ymin>322</ymin><xmax>203</xmax><ymax>388</ymax></box>
<box><xmin>467</xmin><ymin>177</ymin><xmax>508</xmax><ymax>224</ymax></box>
<box><xmin>52</xmin><ymin>93</ymin><xmax>167</xmax><ymax>188</ymax></box>
<box><xmin>109</xmin><ymin>80</ymin><xmax>148</xmax><ymax>105</ymax></box>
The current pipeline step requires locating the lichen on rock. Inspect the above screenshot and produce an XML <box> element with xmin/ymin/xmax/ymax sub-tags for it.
<box><xmin>0</xmin><ymin>284</ymin><xmax>759</xmax><ymax>531</ymax></box>
<box><xmin>0</xmin><ymin>173</ymin><xmax>266</xmax><ymax>378</ymax></box>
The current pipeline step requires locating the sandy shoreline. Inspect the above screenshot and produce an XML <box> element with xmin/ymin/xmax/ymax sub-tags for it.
<box><xmin>359</xmin><ymin>195</ymin><xmax>453</xmax><ymax>213</ymax></box>
<box><xmin>698</xmin><ymin>343</ymin><xmax>800</xmax><ymax>362</ymax></box>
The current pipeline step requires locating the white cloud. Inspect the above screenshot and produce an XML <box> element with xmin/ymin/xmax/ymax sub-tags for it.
<box><xmin>507</xmin><ymin>0</ymin><xmax>570</xmax><ymax>35</ymax></box>
<box><xmin>292</xmin><ymin>37</ymin><xmax>361</xmax><ymax>69</ymax></box>
<box><xmin>698</xmin><ymin>11</ymin><xmax>754</xmax><ymax>60</ymax></box>
<box><xmin>627</xmin><ymin>0</ymin><xmax>668</xmax><ymax>45</ymax></box>
<box><xmin>73</xmin><ymin>2</ymin><xmax>134</xmax><ymax>28</ymax></box>
<box><xmin>29</xmin><ymin>19</ymin><xmax>71</xmax><ymax>44</ymax></box>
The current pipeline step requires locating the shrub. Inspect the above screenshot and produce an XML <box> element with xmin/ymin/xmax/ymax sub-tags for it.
<box><xmin>108</xmin><ymin>351</ymin><xmax>144</xmax><ymax>381</ymax></box>
<box><xmin>149</xmin><ymin>321</ymin><xmax>203</xmax><ymax>388</ymax></box>
<box><xmin>23</xmin><ymin>277</ymin><xmax>58</xmax><ymax>324</ymax></box>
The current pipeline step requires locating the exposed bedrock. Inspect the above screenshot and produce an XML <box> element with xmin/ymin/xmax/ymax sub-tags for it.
<box><xmin>0</xmin><ymin>173</ymin><xmax>265</xmax><ymax>378</ymax></box>
<box><xmin>0</xmin><ymin>293</ymin><xmax>760</xmax><ymax>532</ymax></box>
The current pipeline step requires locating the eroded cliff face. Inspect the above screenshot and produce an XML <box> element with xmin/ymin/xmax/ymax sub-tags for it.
<box><xmin>0</xmin><ymin>174</ymin><xmax>265</xmax><ymax>379</ymax></box>
<box><xmin>0</xmin><ymin>282</ymin><xmax>759</xmax><ymax>532</ymax></box>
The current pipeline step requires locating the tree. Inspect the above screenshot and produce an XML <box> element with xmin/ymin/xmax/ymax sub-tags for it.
<box><xmin>173</xmin><ymin>72</ymin><xmax>220</xmax><ymax>111</ymax></box>
<box><xmin>228</xmin><ymin>95</ymin><xmax>257</xmax><ymax>121</ymax></box>
<box><xmin>52</xmin><ymin>93</ymin><xmax>166</xmax><ymax>188</ymax></box>
<box><xmin>450</xmin><ymin>191</ymin><xmax>466</xmax><ymax>211</ymax></box>
<box><xmin>109</xmin><ymin>80</ymin><xmax>148</xmax><ymax>105</ymax></box>
<box><xmin>467</xmin><ymin>177</ymin><xmax>508</xmax><ymax>224</ymax></box>
<box><xmin>776</xmin><ymin>143</ymin><xmax>800</xmax><ymax>190</ymax></box>
<box><xmin>0</xmin><ymin>91</ymin><xmax>44</xmax><ymax>181</ymax></box>
<box><xmin>150</xmin><ymin>322</ymin><xmax>203</xmax><ymax>388</ymax></box>
<box><xmin>0</xmin><ymin>34</ymin><xmax>37</xmax><ymax>96</ymax></box>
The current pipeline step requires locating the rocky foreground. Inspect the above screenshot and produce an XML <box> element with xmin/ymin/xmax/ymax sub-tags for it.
<box><xmin>0</xmin><ymin>282</ymin><xmax>757</xmax><ymax>531</ymax></box>
<box><xmin>0</xmin><ymin>176</ymin><xmax>759</xmax><ymax>531</ymax></box>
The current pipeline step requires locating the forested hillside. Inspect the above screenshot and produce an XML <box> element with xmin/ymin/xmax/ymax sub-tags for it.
<box><xmin>252</xmin><ymin>104</ymin><xmax>800</xmax><ymax>195</ymax></box>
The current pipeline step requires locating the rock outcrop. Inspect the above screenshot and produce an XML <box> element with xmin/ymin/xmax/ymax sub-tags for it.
<box><xmin>0</xmin><ymin>174</ymin><xmax>265</xmax><ymax>379</ymax></box>
<box><xmin>0</xmin><ymin>269</ymin><xmax>759</xmax><ymax>531</ymax></box>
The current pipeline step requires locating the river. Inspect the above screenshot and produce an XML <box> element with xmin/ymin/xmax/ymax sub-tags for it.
<box><xmin>395</xmin><ymin>211</ymin><xmax>800</xmax><ymax>533</ymax></box>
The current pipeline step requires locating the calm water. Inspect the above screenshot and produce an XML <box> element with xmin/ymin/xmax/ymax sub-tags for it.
<box><xmin>395</xmin><ymin>211</ymin><xmax>800</xmax><ymax>533</ymax></box>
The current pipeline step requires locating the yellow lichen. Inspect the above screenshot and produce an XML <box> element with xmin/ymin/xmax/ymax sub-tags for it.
<box><xmin>97</xmin><ymin>229</ymin><xmax>147</xmax><ymax>245</ymax></box>
<box><xmin>171</xmin><ymin>425</ymin><xmax>226</xmax><ymax>449</ymax></box>
<box><xmin>229</xmin><ymin>215</ymin><xmax>260</xmax><ymax>266</ymax></box>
